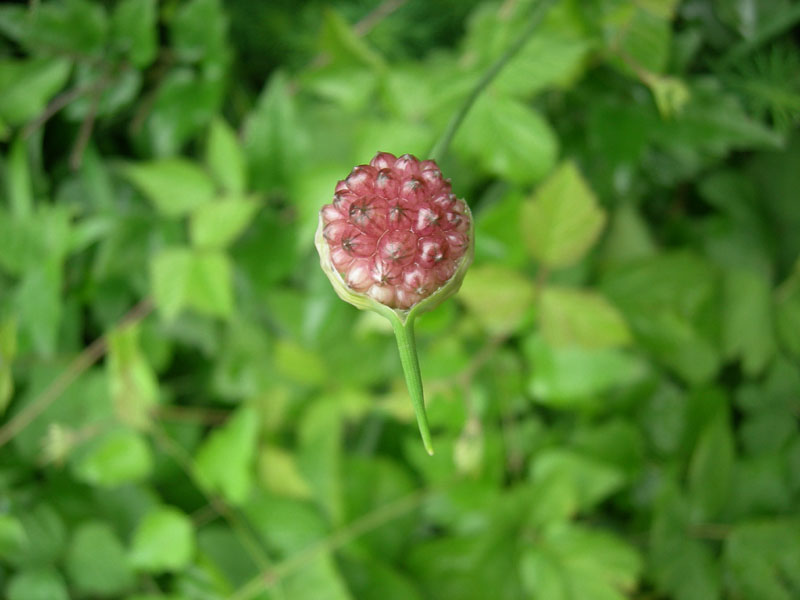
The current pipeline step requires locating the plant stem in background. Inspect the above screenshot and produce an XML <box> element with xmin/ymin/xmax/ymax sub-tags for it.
<box><xmin>428</xmin><ymin>0</ymin><xmax>557</xmax><ymax>163</ymax></box>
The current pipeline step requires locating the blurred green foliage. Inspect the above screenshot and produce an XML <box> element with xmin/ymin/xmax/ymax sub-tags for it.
<box><xmin>1</xmin><ymin>0</ymin><xmax>800</xmax><ymax>599</ymax></box>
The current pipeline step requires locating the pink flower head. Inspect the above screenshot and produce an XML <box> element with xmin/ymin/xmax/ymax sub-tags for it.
<box><xmin>317</xmin><ymin>152</ymin><xmax>473</xmax><ymax>311</ymax></box>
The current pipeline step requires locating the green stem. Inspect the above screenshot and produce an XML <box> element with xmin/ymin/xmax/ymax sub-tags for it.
<box><xmin>389</xmin><ymin>312</ymin><xmax>434</xmax><ymax>455</ymax></box>
<box><xmin>428</xmin><ymin>0</ymin><xmax>557</xmax><ymax>163</ymax></box>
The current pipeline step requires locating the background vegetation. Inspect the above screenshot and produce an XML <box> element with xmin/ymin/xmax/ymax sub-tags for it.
<box><xmin>1</xmin><ymin>0</ymin><xmax>799</xmax><ymax>599</ymax></box>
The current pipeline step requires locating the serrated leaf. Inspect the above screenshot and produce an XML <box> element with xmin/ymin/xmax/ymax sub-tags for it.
<box><xmin>456</xmin><ymin>94</ymin><xmax>558</xmax><ymax>185</ymax></box>
<box><xmin>458</xmin><ymin>265</ymin><xmax>536</xmax><ymax>336</ymax></box>
<box><xmin>194</xmin><ymin>405</ymin><xmax>258</xmax><ymax>504</ymax></box>
<box><xmin>190</xmin><ymin>196</ymin><xmax>258</xmax><ymax>249</ymax></box>
<box><xmin>206</xmin><ymin>118</ymin><xmax>246</xmax><ymax>193</ymax></box>
<box><xmin>521</xmin><ymin>161</ymin><xmax>606</xmax><ymax>268</ymax></box>
<box><xmin>540</xmin><ymin>286</ymin><xmax>631</xmax><ymax>348</ymax></box>
<box><xmin>66</xmin><ymin>521</ymin><xmax>135</xmax><ymax>596</ymax></box>
<box><xmin>130</xmin><ymin>507</ymin><xmax>194</xmax><ymax>572</ymax></box>
<box><xmin>121</xmin><ymin>159</ymin><xmax>215</xmax><ymax>217</ymax></box>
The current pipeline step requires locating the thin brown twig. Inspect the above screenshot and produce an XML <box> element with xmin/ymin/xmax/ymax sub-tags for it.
<box><xmin>0</xmin><ymin>298</ymin><xmax>153</xmax><ymax>450</ymax></box>
<box><xmin>353</xmin><ymin>0</ymin><xmax>408</xmax><ymax>36</ymax></box>
<box><xmin>69</xmin><ymin>81</ymin><xmax>104</xmax><ymax>170</ymax></box>
<box><xmin>23</xmin><ymin>83</ymin><xmax>94</xmax><ymax>139</ymax></box>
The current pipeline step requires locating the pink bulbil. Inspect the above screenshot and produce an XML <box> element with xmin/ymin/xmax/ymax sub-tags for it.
<box><xmin>320</xmin><ymin>152</ymin><xmax>471</xmax><ymax>310</ymax></box>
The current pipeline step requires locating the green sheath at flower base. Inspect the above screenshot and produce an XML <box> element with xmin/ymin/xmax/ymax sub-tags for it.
<box><xmin>315</xmin><ymin>152</ymin><xmax>474</xmax><ymax>455</ymax></box>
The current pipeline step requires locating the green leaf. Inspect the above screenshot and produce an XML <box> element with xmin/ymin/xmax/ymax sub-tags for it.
<box><xmin>650</xmin><ymin>489</ymin><xmax>721</xmax><ymax>600</ymax></box>
<box><xmin>651</xmin><ymin>82</ymin><xmax>784</xmax><ymax>162</ymax></box>
<box><xmin>121</xmin><ymin>159</ymin><xmax>215</xmax><ymax>217</ymax></box>
<box><xmin>107</xmin><ymin>324</ymin><xmax>159</xmax><ymax>429</ymax></box>
<box><xmin>111</xmin><ymin>0</ymin><xmax>157</xmax><ymax>67</ymax></box>
<box><xmin>776</xmin><ymin>258</ymin><xmax>800</xmax><ymax>360</ymax></box>
<box><xmin>14</xmin><ymin>261</ymin><xmax>62</xmax><ymax>357</ymax></box>
<box><xmin>11</xmin><ymin>504</ymin><xmax>66</xmax><ymax>567</ymax></box>
<box><xmin>189</xmin><ymin>196</ymin><xmax>259</xmax><ymax>249</ymax></box>
<box><xmin>258</xmin><ymin>445</ymin><xmax>313</xmax><ymax>499</ymax></box>
<box><xmin>608</xmin><ymin>6</ymin><xmax>671</xmax><ymax>74</ymax></box>
<box><xmin>722</xmin><ymin>268</ymin><xmax>775</xmax><ymax>375</ymax></box>
<box><xmin>150</xmin><ymin>247</ymin><xmax>234</xmax><ymax>319</ymax></box>
<box><xmin>66</xmin><ymin>521</ymin><xmax>135</xmax><ymax>596</ymax></box>
<box><xmin>339</xmin><ymin>550</ymin><xmax>423</xmax><ymax>600</ymax></box>
<box><xmin>320</xmin><ymin>8</ymin><xmax>385</xmax><ymax>71</ymax></box>
<box><xmin>688</xmin><ymin>412</ymin><xmax>735</xmax><ymax>521</ymax></box>
<box><xmin>0</xmin><ymin>57</ymin><xmax>70</xmax><ymax>126</ymax></box>
<box><xmin>530</xmin><ymin>449</ymin><xmax>626</xmax><ymax>519</ymax></box>
<box><xmin>170</xmin><ymin>0</ymin><xmax>229</xmax><ymax>65</ymax></box>
<box><xmin>11</xmin><ymin>369</ymin><xmax>112</xmax><ymax>463</ymax></box>
<box><xmin>602</xmin><ymin>252</ymin><xmax>722</xmax><ymax>384</ymax></box>
<box><xmin>206</xmin><ymin>118</ymin><xmax>247</xmax><ymax>194</ymax></box>
<box><xmin>243</xmin><ymin>71</ymin><xmax>302</xmax><ymax>193</ymax></box>
<box><xmin>458</xmin><ymin>265</ymin><xmax>536</xmax><ymax>336</ymax></box>
<box><xmin>474</xmin><ymin>189</ymin><xmax>528</xmax><ymax>268</ymax></box>
<box><xmin>7</xmin><ymin>136</ymin><xmax>33</xmax><ymax>218</ymax></box>
<box><xmin>143</xmin><ymin>67</ymin><xmax>225</xmax><ymax>156</ymax></box>
<box><xmin>130</xmin><ymin>507</ymin><xmax>195</xmax><ymax>572</ymax></box>
<box><xmin>0</xmin><ymin>514</ymin><xmax>26</xmax><ymax>559</ymax></box>
<box><xmin>194</xmin><ymin>405</ymin><xmax>258</xmax><ymax>504</ymax></box>
<box><xmin>341</xmin><ymin>457</ymin><xmax>416</xmax><ymax>560</ymax></box>
<box><xmin>519</xmin><ymin>523</ymin><xmax>642</xmax><ymax>600</ymax></box>
<box><xmin>0</xmin><ymin>0</ymin><xmax>107</xmax><ymax>57</ymax></box>
<box><xmin>243</xmin><ymin>493</ymin><xmax>329</xmax><ymax>555</ymax></box>
<box><xmin>7</xmin><ymin>567</ymin><xmax>69</xmax><ymax>600</ymax></box>
<box><xmin>456</xmin><ymin>94</ymin><xmax>558</xmax><ymax>185</ymax></box>
<box><xmin>496</xmin><ymin>33</ymin><xmax>592</xmax><ymax>97</ymax></box>
<box><xmin>724</xmin><ymin>519</ymin><xmax>800</xmax><ymax>600</ymax></box>
<box><xmin>521</xmin><ymin>161</ymin><xmax>606</xmax><ymax>269</ymax></box>
<box><xmin>298</xmin><ymin>398</ymin><xmax>343</xmax><ymax>524</ymax></box>
<box><xmin>525</xmin><ymin>335</ymin><xmax>645</xmax><ymax>408</ymax></box>
<box><xmin>0</xmin><ymin>317</ymin><xmax>17</xmax><ymax>415</ymax></box>
<box><xmin>540</xmin><ymin>286</ymin><xmax>631</xmax><ymax>348</ymax></box>
<box><xmin>72</xmin><ymin>429</ymin><xmax>153</xmax><ymax>487</ymax></box>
